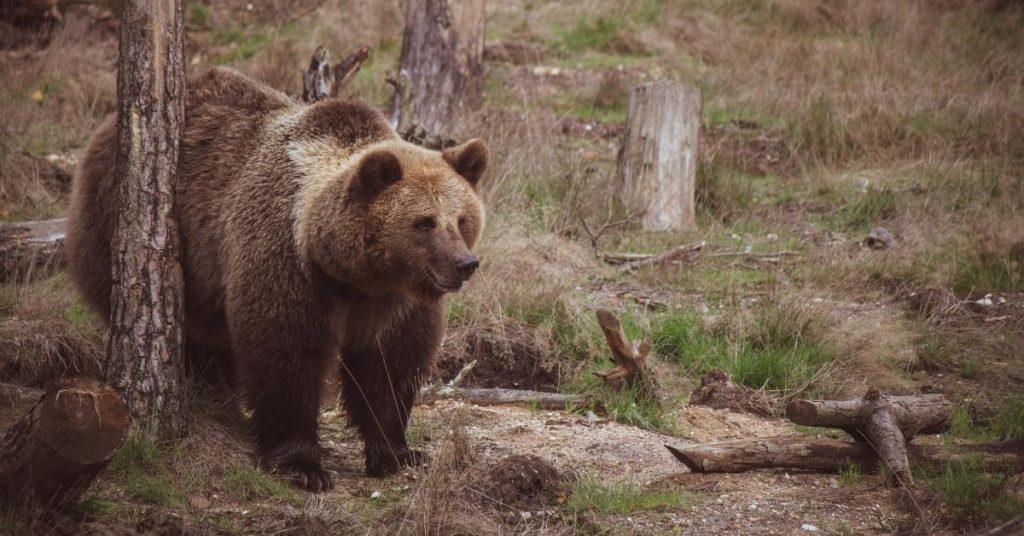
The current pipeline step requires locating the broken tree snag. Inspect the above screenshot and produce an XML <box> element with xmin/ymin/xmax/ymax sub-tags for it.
<box><xmin>665</xmin><ymin>436</ymin><xmax>1024</xmax><ymax>475</ymax></box>
<box><xmin>594</xmin><ymin>309</ymin><xmax>658</xmax><ymax>397</ymax></box>
<box><xmin>391</xmin><ymin>0</ymin><xmax>486</xmax><ymax>143</ymax></box>
<box><xmin>617</xmin><ymin>80</ymin><xmax>701</xmax><ymax>231</ymax></box>
<box><xmin>786</xmin><ymin>391</ymin><xmax>953</xmax><ymax>439</ymax></box>
<box><xmin>302</xmin><ymin>45</ymin><xmax>370</xmax><ymax>103</ymax></box>
<box><xmin>0</xmin><ymin>378</ymin><xmax>130</xmax><ymax>509</ymax></box>
<box><xmin>0</xmin><ymin>218</ymin><xmax>67</xmax><ymax>283</ymax></box>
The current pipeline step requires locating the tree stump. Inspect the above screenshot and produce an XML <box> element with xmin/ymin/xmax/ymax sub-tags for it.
<box><xmin>301</xmin><ymin>45</ymin><xmax>370</xmax><ymax>104</ymax></box>
<box><xmin>110</xmin><ymin>0</ymin><xmax>189</xmax><ymax>437</ymax></box>
<box><xmin>0</xmin><ymin>378</ymin><xmax>130</xmax><ymax>509</ymax></box>
<box><xmin>666</xmin><ymin>436</ymin><xmax>1024</xmax><ymax>474</ymax></box>
<box><xmin>390</xmin><ymin>0</ymin><xmax>486</xmax><ymax>145</ymax></box>
<box><xmin>617</xmin><ymin>81</ymin><xmax>701</xmax><ymax>231</ymax></box>
<box><xmin>594</xmin><ymin>309</ymin><xmax>658</xmax><ymax>399</ymax></box>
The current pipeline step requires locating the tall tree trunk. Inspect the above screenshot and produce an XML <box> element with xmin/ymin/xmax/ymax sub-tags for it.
<box><xmin>390</xmin><ymin>0</ymin><xmax>485</xmax><ymax>145</ymax></box>
<box><xmin>109</xmin><ymin>0</ymin><xmax>188</xmax><ymax>438</ymax></box>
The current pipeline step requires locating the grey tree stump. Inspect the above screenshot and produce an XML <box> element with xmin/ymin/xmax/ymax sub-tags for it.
<box><xmin>617</xmin><ymin>81</ymin><xmax>701</xmax><ymax>231</ymax></box>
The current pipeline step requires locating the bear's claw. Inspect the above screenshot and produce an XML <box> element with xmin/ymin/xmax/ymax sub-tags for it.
<box><xmin>279</xmin><ymin>461</ymin><xmax>334</xmax><ymax>492</ymax></box>
<box><xmin>366</xmin><ymin>447</ymin><xmax>428</xmax><ymax>477</ymax></box>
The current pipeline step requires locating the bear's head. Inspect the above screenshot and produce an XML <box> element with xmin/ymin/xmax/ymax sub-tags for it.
<box><xmin>304</xmin><ymin>138</ymin><xmax>488</xmax><ymax>300</ymax></box>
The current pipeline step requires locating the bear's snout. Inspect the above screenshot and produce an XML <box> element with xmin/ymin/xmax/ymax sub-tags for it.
<box><xmin>455</xmin><ymin>254</ymin><xmax>479</xmax><ymax>281</ymax></box>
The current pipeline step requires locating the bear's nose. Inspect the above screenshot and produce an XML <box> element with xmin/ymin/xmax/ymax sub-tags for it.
<box><xmin>455</xmin><ymin>255</ymin><xmax>479</xmax><ymax>281</ymax></box>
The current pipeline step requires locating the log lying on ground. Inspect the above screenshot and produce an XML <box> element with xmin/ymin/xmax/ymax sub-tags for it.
<box><xmin>0</xmin><ymin>378</ymin><xmax>130</xmax><ymax>508</ymax></box>
<box><xmin>785</xmin><ymin>388</ymin><xmax>952</xmax><ymax>486</ymax></box>
<box><xmin>616</xmin><ymin>240</ymin><xmax>704</xmax><ymax>274</ymax></box>
<box><xmin>666</xmin><ymin>435</ymin><xmax>1024</xmax><ymax>474</ymax></box>
<box><xmin>0</xmin><ymin>218</ymin><xmax>67</xmax><ymax>283</ymax></box>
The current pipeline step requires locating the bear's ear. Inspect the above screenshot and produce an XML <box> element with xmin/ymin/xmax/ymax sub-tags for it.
<box><xmin>350</xmin><ymin>149</ymin><xmax>403</xmax><ymax>199</ymax></box>
<box><xmin>443</xmin><ymin>138</ymin><xmax>488</xmax><ymax>188</ymax></box>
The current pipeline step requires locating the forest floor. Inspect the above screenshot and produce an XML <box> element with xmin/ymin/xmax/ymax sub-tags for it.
<box><xmin>2</xmin><ymin>0</ymin><xmax>1023</xmax><ymax>534</ymax></box>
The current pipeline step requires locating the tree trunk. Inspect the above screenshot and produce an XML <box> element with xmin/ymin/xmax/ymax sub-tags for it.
<box><xmin>666</xmin><ymin>436</ymin><xmax>1024</xmax><ymax>475</ymax></box>
<box><xmin>617</xmin><ymin>81</ymin><xmax>701</xmax><ymax>231</ymax></box>
<box><xmin>0</xmin><ymin>378</ymin><xmax>130</xmax><ymax>509</ymax></box>
<box><xmin>109</xmin><ymin>0</ymin><xmax>188</xmax><ymax>438</ymax></box>
<box><xmin>390</xmin><ymin>0</ymin><xmax>485</xmax><ymax>146</ymax></box>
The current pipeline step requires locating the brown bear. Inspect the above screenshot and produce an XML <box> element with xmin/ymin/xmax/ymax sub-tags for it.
<box><xmin>65</xmin><ymin>67</ymin><xmax>487</xmax><ymax>491</ymax></box>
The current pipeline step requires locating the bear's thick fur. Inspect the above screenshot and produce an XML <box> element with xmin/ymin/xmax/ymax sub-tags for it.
<box><xmin>65</xmin><ymin>68</ymin><xmax>488</xmax><ymax>490</ymax></box>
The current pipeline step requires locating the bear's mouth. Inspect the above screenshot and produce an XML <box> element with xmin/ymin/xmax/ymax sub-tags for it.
<box><xmin>428</xmin><ymin>273</ymin><xmax>463</xmax><ymax>293</ymax></box>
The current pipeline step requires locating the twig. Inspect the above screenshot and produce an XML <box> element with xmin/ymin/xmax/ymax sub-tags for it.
<box><xmin>707</xmin><ymin>250</ymin><xmax>801</xmax><ymax>259</ymax></box>
<box><xmin>446</xmin><ymin>359</ymin><xmax>477</xmax><ymax>389</ymax></box>
<box><xmin>618</xmin><ymin>240</ymin><xmax>705</xmax><ymax>274</ymax></box>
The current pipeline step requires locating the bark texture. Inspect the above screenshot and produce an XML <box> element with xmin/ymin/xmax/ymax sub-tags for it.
<box><xmin>0</xmin><ymin>378</ymin><xmax>130</xmax><ymax>508</ymax></box>
<box><xmin>666</xmin><ymin>436</ymin><xmax>1024</xmax><ymax>474</ymax></box>
<box><xmin>786</xmin><ymin>392</ymin><xmax>952</xmax><ymax>438</ymax></box>
<box><xmin>390</xmin><ymin>0</ymin><xmax>485</xmax><ymax>143</ymax></box>
<box><xmin>109</xmin><ymin>0</ymin><xmax>188</xmax><ymax>437</ymax></box>
<box><xmin>617</xmin><ymin>81</ymin><xmax>701</xmax><ymax>231</ymax></box>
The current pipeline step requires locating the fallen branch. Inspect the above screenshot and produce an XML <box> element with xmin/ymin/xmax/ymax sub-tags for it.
<box><xmin>617</xmin><ymin>240</ymin><xmax>705</xmax><ymax>274</ymax></box>
<box><xmin>666</xmin><ymin>436</ymin><xmax>1024</xmax><ymax>474</ymax></box>
<box><xmin>0</xmin><ymin>378</ymin><xmax>130</xmax><ymax>509</ymax></box>
<box><xmin>422</xmin><ymin>387</ymin><xmax>584</xmax><ymax>410</ymax></box>
<box><xmin>707</xmin><ymin>250</ymin><xmax>801</xmax><ymax>259</ymax></box>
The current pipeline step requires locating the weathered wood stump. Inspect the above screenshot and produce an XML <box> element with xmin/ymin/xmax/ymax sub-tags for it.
<box><xmin>617</xmin><ymin>81</ymin><xmax>701</xmax><ymax>231</ymax></box>
<box><xmin>594</xmin><ymin>309</ymin><xmax>658</xmax><ymax>399</ymax></box>
<box><xmin>666</xmin><ymin>436</ymin><xmax>1024</xmax><ymax>474</ymax></box>
<box><xmin>390</xmin><ymin>0</ymin><xmax>486</xmax><ymax>147</ymax></box>
<box><xmin>0</xmin><ymin>378</ymin><xmax>130</xmax><ymax>508</ymax></box>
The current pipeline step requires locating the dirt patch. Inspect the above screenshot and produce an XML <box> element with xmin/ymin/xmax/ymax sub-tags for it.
<box><xmin>688</xmin><ymin>370</ymin><xmax>782</xmax><ymax>417</ymax></box>
<box><xmin>472</xmin><ymin>454</ymin><xmax>565</xmax><ymax>511</ymax></box>
<box><xmin>436</xmin><ymin>321</ymin><xmax>560</xmax><ymax>391</ymax></box>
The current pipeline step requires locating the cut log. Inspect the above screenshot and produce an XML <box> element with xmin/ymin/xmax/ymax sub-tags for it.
<box><xmin>617</xmin><ymin>81</ymin><xmax>701</xmax><ymax>231</ymax></box>
<box><xmin>390</xmin><ymin>0</ymin><xmax>486</xmax><ymax>145</ymax></box>
<box><xmin>0</xmin><ymin>378</ymin><xmax>130</xmax><ymax>508</ymax></box>
<box><xmin>786</xmin><ymin>391</ymin><xmax>952</xmax><ymax>439</ymax></box>
<box><xmin>594</xmin><ymin>309</ymin><xmax>657</xmax><ymax>397</ymax></box>
<box><xmin>666</xmin><ymin>436</ymin><xmax>1024</xmax><ymax>474</ymax></box>
<box><xmin>422</xmin><ymin>387</ymin><xmax>584</xmax><ymax>409</ymax></box>
<box><xmin>0</xmin><ymin>218</ymin><xmax>67</xmax><ymax>283</ymax></box>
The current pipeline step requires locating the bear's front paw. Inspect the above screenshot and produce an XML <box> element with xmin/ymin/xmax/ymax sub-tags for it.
<box><xmin>366</xmin><ymin>447</ymin><xmax>429</xmax><ymax>477</ymax></box>
<box><xmin>262</xmin><ymin>443</ymin><xmax>334</xmax><ymax>492</ymax></box>
<box><xmin>278</xmin><ymin>460</ymin><xmax>334</xmax><ymax>492</ymax></box>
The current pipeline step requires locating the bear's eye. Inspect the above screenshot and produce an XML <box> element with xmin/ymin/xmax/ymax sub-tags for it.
<box><xmin>414</xmin><ymin>217</ymin><xmax>436</xmax><ymax>231</ymax></box>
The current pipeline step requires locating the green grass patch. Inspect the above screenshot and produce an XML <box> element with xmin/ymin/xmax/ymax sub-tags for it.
<box><xmin>652</xmin><ymin>302</ymin><xmax>836</xmax><ymax>394</ymax></box>
<box><xmin>567</xmin><ymin>475</ymin><xmax>694</xmax><ymax>514</ymax></box>
<box><xmin>991</xmin><ymin>397</ymin><xmax>1024</xmax><ymax>441</ymax></box>
<box><xmin>951</xmin><ymin>241</ymin><xmax>1024</xmax><ymax>293</ymax></box>
<box><xmin>838</xmin><ymin>462</ymin><xmax>864</xmax><ymax>487</ymax></box>
<box><xmin>918</xmin><ymin>454</ymin><xmax>1024</xmax><ymax>527</ymax></box>
<box><xmin>108</xmin><ymin>433</ymin><xmax>199</xmax><ymax>507</ymax></box>
<box><xmin>225</xmin><ymin>467</ymin><xmax>296</xmax><ymax>503</ymax></box>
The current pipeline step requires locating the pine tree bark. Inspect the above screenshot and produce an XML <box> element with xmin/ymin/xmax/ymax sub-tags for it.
<box><xmin>617</xmin><ymin>81</ymin><xmax>701</xmax><ymax>231</ymax></box>
<box><xmin>108</xmin><ymin>0</ymin><xmax>188</xmax><ymax>438</ymax></box>
<box><xmin>390</xmin><ymin>0</ymin><xmax>486</xmax><ymax>145</ymax></box>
